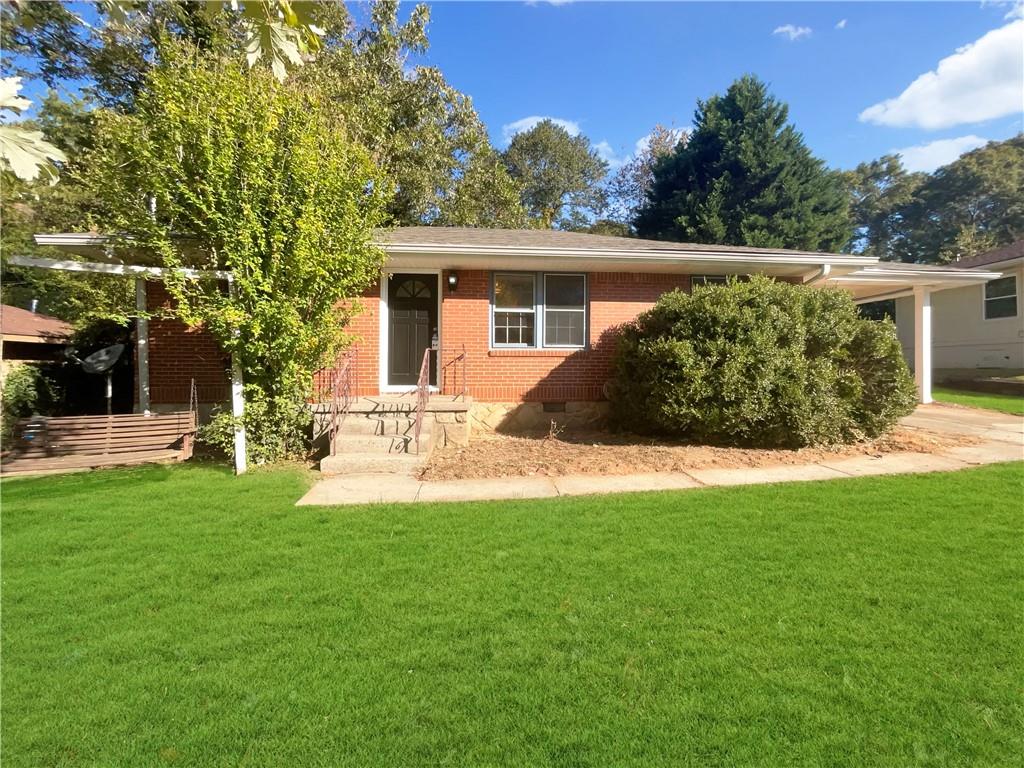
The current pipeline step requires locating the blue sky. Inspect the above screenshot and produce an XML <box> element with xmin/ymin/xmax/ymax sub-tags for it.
<box><xmin>403</xmin><ymin>1</ymin><xmax>1024</xmax><ymax>172</ymax></box>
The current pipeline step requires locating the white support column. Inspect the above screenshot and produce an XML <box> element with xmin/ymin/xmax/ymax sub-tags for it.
<box><xmin>135</xmin><ymin>277</ymin><xmax>151</xmax><ymax>413</ymax></box>
<box><xmin>913</xmin><ymin>286</ymin><xmax>932</xmax><ymax>404</ymax></box>
<box><xmin>230</xmin><ymin>352</ymin><xmax>247</xmax><ymax>475</ymax></box>
<box><xmin>227</xmin><ymin>276</ymin><xmax>247</xmax><ymax>475</ymax></box>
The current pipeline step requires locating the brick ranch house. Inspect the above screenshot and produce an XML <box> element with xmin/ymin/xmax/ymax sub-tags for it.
<box><xmin>13</xmin><ymin>227</ymin><xmax>1000</xmax><ymax>441</ymax></box>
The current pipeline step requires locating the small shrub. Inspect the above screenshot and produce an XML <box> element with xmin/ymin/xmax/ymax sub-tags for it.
<box><xmin>197</xmin><ymin>385</ymin><xmax>312</xmax><ymax>465</ymax></box>
<box><xmin>1</xmin><ymin>364</ymin><xmax>59</xmax><ymax>444</ymax></box>
<box><xmin>610</xmin><ymin>276</ymin><xmax>918</xmax><ymax>447</ymax></box>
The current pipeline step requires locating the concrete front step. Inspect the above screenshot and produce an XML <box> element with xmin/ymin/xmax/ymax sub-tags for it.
<box><xmin>340</xmin><ymin>414</ymin><xmax>428</xmax><ymax>436</ymax></box>
<box><xmin>348</xmin><ymin>395</ymin><xmax>472</xmax><ymax>415</ymax></box>
<box><xmin>320</xmin><ymin>451</ymin><xmax>426</xmax><ymax>476</ymax></box>
<box><xmin>333</xmin><ymin>432</ymin><xmax>426</xmax><ymax>454</ymax></box>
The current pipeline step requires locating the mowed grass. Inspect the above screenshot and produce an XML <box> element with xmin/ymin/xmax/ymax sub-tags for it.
<box><xmin>933</xmin><ymin>386</ymin><xmax>1024</xmax><ymax>416</ymax></box>
<box><xmin>2</xmin><ymin>462</ymin><xmax>1022</xmax><ymax>767</ymax></box>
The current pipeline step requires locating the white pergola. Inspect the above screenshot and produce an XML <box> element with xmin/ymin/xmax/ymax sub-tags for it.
<box><xmin>7</xmin><ymin>252</ymin><xmax>248</xmax><ymax>475</ymax></box>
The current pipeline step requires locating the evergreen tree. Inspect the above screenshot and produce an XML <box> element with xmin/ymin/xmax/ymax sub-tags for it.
<box><xmin>634</xmin><ymin>75</ymin><xmax>850</xmax><ymax>251</ymax></box>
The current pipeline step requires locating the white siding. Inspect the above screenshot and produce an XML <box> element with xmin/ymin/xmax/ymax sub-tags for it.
<box><xmin>894</xmin><ymin>264</ymin><xmax>1024</xmax><ymax>369</ymax></box>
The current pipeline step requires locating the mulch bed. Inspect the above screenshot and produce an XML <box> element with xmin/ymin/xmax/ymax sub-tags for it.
<box><xmin>419</xmin><ymin>427</ymin><xmax>977</xmax><ymax>481</ymax></box>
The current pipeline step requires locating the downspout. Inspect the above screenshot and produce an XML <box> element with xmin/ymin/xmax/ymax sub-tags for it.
<box><xmin>804</xmin><ymin>264</ymin><xmax>831</xmax><ymax>285</ymax></box>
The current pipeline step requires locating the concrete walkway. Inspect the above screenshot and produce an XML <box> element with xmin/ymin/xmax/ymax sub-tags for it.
<box><xmin>296</xmin><ymin>403</ymin><xmax>1023</xmax><ymax>506</ymax></box>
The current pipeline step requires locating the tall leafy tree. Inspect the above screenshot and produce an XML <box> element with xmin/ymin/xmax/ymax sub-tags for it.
<box><xmin>902</xmin><ymin>135</ymin><xmax>1024</xmax><ymax>263</ymax></box>
<box><xmin>85</xmin><ymin>48</ymin><xmax>390</xmax><ymax>460</ymax></box>
<box><xmin>501</xmin><ymin>119</ymin><xmax>608</xmax><ymax>229</ymax></box>
<box><xmin>1</xmin><ymin>0</ymin><xmax>325</xmax><ymax>108</ymax></box>
<box><xmin>842</xmin><ymin>154</ymin><xmax>925</xmax><ymax>260</ymax></box>
<box><xmin>634</xmin><ymin>75</ymin><xmax>850</xmax><ymax>251</ymax></box>
<box><xmin>300</xmin><ymin>0</ymin><xmax>526</xmax><ymax>227</ymax></box>
<box><xmin>604</xmin><ymin>124</ymin><xmax>686</xmax><ymax>229</ymax></box>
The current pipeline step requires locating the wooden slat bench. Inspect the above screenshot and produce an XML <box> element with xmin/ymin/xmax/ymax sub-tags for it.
<box><xmin>1</xmin><ymin>411</ymin><xmax>197</xmax><ymax>476</ymax></box>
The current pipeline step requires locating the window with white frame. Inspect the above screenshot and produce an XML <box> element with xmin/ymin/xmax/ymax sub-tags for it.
<box><xmin>491</xmin><ymin>272</ymin><xmax>587</xmax><ymax>348</ymax></box>
<box><xmin>493</xmin><ymin>273</ymin><xmax>536</xmax><ymax>346</ymax></box>
<box><xmin>984</xmin><ymin>276</ymin><xmax>1018</xmax><ymax>320</ymax></box>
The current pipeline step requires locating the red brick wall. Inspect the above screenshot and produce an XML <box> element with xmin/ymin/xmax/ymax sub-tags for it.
<box><xmin>145</xmin><ymin>282</ymin><xmax>231</xmax><ymax>406</ymax></box>
<box><xmin>146</xmin><ymin>272</ymin><xmax>691</xmax><ymax>406</ymax></box>
<box><xmin>439</xmin><ymin>270</ymin><xmax>689</xmax><ymax>402</ymax></box>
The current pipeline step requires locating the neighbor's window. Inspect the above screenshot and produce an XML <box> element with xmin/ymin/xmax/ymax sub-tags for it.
<box><xmin>493</xmin><ymin>273</ymin><xmax>536</xmax><ymax>346</ymax></box>
<box><xmin>984</xmin><ymin>276</ymin><xmax>1018</xmax><ymax>320</ymax></box>
<box><xmin>543</xmin><ymin>274</ymin><xmax>586</xmax><ymax>347</ymax></box>
<box><xmin>491</xmin><ymin>272</ymin><xmax>587</xmax><ymax>348</ymax></box>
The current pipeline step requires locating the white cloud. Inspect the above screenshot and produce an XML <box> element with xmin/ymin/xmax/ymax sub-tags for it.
<box><xmin>773</xmin><ymin>24</ymin><xmax>812</xmax><ymax>41</ymax></box>
<box><xmin>593</xmin><ymin>140</ymin><xmax>627</xmax><ymax>170</ymax></box>
<box><xmin>835</xmin><ymin>19</ymin><xmax>847</xmax><ymax>30</ymax></box>
<box><xmin>859</xmin><ymin>20</ymin><xmax>1024</xmax><ymax>129</ymax></box>
<box><xmin>1005</xmin><ymin>1</ymin><xmax>1024</xmax><ymax>20</ymax></box>
<box><xmin>501</xmin><ymin>115</ymin><xmax>580</xmax><ymax>144</ymax></box>
<box><xmin>894</xmin><ymin>135</ymin><xmax>989</xmax><ymax>172</ymax></box>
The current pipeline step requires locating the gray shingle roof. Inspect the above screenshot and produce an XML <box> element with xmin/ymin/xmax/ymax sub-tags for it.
<box><xmin>949</xmin><ymin>239</ymin><xmax>1024</xmax><ymax>270</ymax></box>
<box><xmin>377</xmin><ymin>227</ymin><xmax>848</xmax><ymax>258</ymax></box>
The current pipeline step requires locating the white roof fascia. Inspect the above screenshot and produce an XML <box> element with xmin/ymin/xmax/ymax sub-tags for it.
<box><xmin>7</xmin><ymin>255</ymin><xmax>230</xmax><ymax>280</ymax></box>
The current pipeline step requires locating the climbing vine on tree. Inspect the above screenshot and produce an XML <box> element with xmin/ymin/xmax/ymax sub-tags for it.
<box><xmin>87</xmin><ymin>47</ymin><xmax>390</xmax><ymax>461</ymax></box>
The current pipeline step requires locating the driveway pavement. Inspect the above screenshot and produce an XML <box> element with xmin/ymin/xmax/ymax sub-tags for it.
<box><xmin>296</xmin><ymin>403</ymin><xmax>1023</xmax><ymax>506</ymax></box>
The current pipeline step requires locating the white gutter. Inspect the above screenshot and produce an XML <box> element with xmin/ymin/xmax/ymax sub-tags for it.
<box><xmin>804</xmin><ymin>264</ymin><xmax>831</xmax><ymax>284</ymax></box>
<box><xmin>380</xmin><ymin>242</ymin><xmax>877</xmax><ymax>268</ymax></box>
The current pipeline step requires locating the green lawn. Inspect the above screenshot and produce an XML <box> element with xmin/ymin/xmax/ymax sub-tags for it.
<box><xmin>933</xmin><ymin>386</ymin><xmax>1024</xmax><ymax>416</ymax></box>
<box><xmin>3</xmin><ymin>463</ymin><xmax>1022</xmax><ymax>767</ymax></box>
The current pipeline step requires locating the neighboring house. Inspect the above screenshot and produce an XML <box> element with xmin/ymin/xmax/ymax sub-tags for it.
<box><xmin>10</xmin><ymin>228</ymin><xmax>1000</xmax><ymax>423</ymax></box>
<box><xmin>894</xmin><ymin>240</ymin><xmax>1024</xmax><ymax>370</ymax></box>
<box><xmin>0</xmin><ymin>303</ymin><xmax>71</xmax><ymax>383</ymax></box>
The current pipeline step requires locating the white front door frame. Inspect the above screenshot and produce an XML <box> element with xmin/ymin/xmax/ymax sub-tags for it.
<box><xmin>378</xmin><ymin>268</ymin><xmax>443</xmax><ymax>394</ymax></box>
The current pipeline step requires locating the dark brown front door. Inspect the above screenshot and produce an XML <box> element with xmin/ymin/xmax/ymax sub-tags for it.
<box><xmin>388</xmin><ymin>273</ymin><xmax>437</xmax><ymax>386</ymax></box>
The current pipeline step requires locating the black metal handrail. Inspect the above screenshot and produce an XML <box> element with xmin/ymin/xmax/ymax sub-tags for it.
<box><xmin>441</xmin><ymin>344</ymin><xmax>469</xmax><ymax>399</ymax></box>
<box><xmin>413</xmin><ymin>346</ymin><xmax>431</xmax><ymax>454</ymax></box>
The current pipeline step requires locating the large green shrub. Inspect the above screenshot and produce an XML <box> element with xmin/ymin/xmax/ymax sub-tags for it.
<box><xmin>610</xmin><ymin>277</ymin><xmax>917</xmax><ymax>447</ymax></box>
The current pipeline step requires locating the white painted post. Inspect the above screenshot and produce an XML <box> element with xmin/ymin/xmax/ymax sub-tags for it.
<box><xmin>231</xmin><ymin>351</ymin><xmax>247</xmax><ymax>475</ymax></box>
<box><xmin>913</xmin><ymin>286</ymin><xmax>932</xmax><ymax>404</ymax></box>
<box><xmin>135</xmin><ymin>278</ymin><xmax>150</xmax><ymax>413</ymax></box>
<box><xmin>227</xmin><ymin>276</ymin><xmax>247</xmax><ymax>475</ymax></box>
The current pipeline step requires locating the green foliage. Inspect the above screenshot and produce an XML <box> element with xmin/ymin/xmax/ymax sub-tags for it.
<box><xmin>300</xmin><ymin>0</ymin><xmax>527</xmax><ymax>228</ymax></box>
<box><xmin>903</xmin><ymin>135</ymin><xmax>1024</xmax><ymax>263</ymax></box>
<box><xmin>605</xmin><ymin>124</ymin><xmax>686</xmax><ymax>228</ymax></box>
<box><xmin>198</xmin><ymin>385</ymin><xmax>310</xmax><ymax>465</ymax></box>
<box><xmin>1</xmin><ymin>94</ymin><xmax>136</xmax><ymax>325</ymax></box>
<box><xmin>611</xmin><ymin>277</ymin><xmax>917</xmax><ymax>447</ymax></box>
<box><xmin>635</xmin><ymin>75</ymin><xmax>850</xmax><ymax>251</ymax></box>
<box><xmin>845</xmin><ymin>137</ymin><xmax>1024</xmax><ymax>263</ymax></box>
<box><xmin>501</xmin><ymin>119</ymin><xmax>608</xmax><ymax>229</ymax></box>
<box><xmin>842</xmin><ymin>154</ymin><xmax>925</xmax><ymax>259</ymax></box>
<box><xmin>1</xmin><ymin>364</ymin><xmax>58</xmax><ymax>442</ymax></box>
<box><xmin>86</xmin><ymin>48</ymin><xmax>390</xmax><ymax>462</ymax></box>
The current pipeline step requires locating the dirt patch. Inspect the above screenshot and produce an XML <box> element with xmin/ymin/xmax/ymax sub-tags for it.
<box><xmin>419</xmin><ymin>427</ymin><xmax>977</xmax><ymax>481</ymax></box>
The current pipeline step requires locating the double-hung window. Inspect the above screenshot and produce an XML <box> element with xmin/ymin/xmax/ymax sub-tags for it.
<box><xmin>493</xmin><ymin>273</ymin><xmax>536</xmax><ymax>346</ymax></box>
<box><xmin>492</xmin><ymin>272</ymin><xmax>587</xmax><ymax>348</ymax></box>
<box><xmin>984</xmin><ymin>276</ymin><xmax>1018</xmax><ymax>320</ymax></box>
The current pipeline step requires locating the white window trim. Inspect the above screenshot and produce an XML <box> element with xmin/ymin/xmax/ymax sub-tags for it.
<box><xmin>490</xmin><ymin>271</ymin><xmax>587</xmax><ymax>350</ymax></box>
<box><xmin>379</xmin><ymin>268</ymin><xmax>442</xmax><ymax>394</ymax></box>
<box><xmin>982</xmin><ymin>273</ymin><xmax>1019</xmax><ymax>322</ymax></box>
<box><xmin>491</xmin><ymin>272</ymin><xmax>537</xmax><ymax>348</ymax></box>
